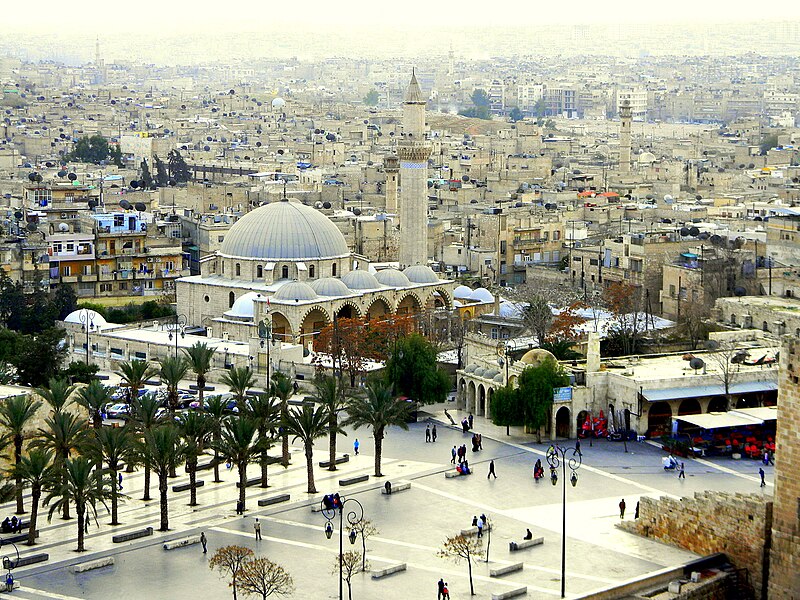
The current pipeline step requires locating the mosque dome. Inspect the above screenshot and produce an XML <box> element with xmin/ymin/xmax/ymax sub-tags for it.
<box><xmin>64</xmin><ymin>309</ymin><xmax>108</xmax><ymax>328</ymax></box>
<box><xmin>374</xmin><ymin>268</ymin><xmax>411</xmax><ymax>287</ymax></box>
<box><xmin>464</xmin><ymin>364</ymin><xmax>478</xmax><ymax>373</ymax></box>
<box><xmin>341</xmin><ymin>270</ymin><xmax>381</xmax><ymax>290</ymax></box>
<box><xmin>310</xmin><ymin>278</ymin><xmax>351</xmax><ymax>297</ymax></box>
<box><xmin>493</xmin><ymin>373</ymin><xmax>505</xmax><ymax>383</ymax></box>
<box><xmin>220</xmin><ymin>201</ymin><xmax>349</xmax><ymax>261</ymax></box>
<box><xmin>272</xmin><ymin>97</ymin><xmax>286</xmax><ymax>108</ymax></box>
<box><xmin>520</xmin><ymin>348</ymin><xmax>557</xmax><ymax>367</ymax></box>
<box><xmin>272</xmin><ymin>281</ymin><xmax>318</xmax><ymax>302</ymax></box>
<box><xmin>473</xmin><ymin>367</ymin><xmax>487</xmax><ymax>378</ymax></box>
<box><xmin>403</xmin><ymin>265</ymin><xmax>440</xmax><ymax>284</ymax></box>
<box><xmin>453</xmin><ymin>285</ymin><xmax>473</xmax><ymax>299</ymax></box>
<box><xmin>471</xmin><ymin>287</ymin><xmax>494</xmax><ymax>303</ymax></box>
<box><xmin>224</xmin><ymin>291</ymin><xmax>261</xmax><ymax>319</ymax></box>
<box><xmin>638</xmin><ymin>151</ymin><xmax>656</xmax><ymax>164</ymax></box>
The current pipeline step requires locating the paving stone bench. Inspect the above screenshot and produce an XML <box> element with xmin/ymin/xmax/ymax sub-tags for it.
<box><xmin>188</xmin><ymin>384</ymin><xmax>215</xmax><ymax>391</ymax></box>
<box><xmin>319</xmin><ymin>454</ymin><xmax>350</xmax><ymax>468</ymax></box>
<box><xmin>71</xmin><ymin>557</ymin><xmax>114</xmax><ymax>573</ymax></box>
<box><xmin>491</xmin><ymin>586</ymin><xmax>527</xmax><ymax>600</ymax></box>
<box><xmin>288</xmin><ymin>399</ymin><xmax>314</xmax><ymax>407</ymax></box>
<box><xmin>461</xmin><ymin>523</ymin><xmax>492</xmax><ymax>537</ymax></box>
<box><xmin>339</xmin><ymin>474</ymin><xmax>369</xmax><ymax>486</ymax></box>
<box><xmin>490</xmin><ymin>563</ymin><xmax>524</xmax><ymax>577</ymax></box>
<box><xmin>3</xmin><ymin>553</ymin><xmax>48</xmax><ymax>569</ymax></box>
<box><xmin>509</xmin><ymin>537</ymin><xmax>544</xmax><ymax>552</ymax></box>
<box><xmin>258</xmin><ymin>494</ymin><xmax>290</xmax><ymax>507</ymax></box>
<box><xmin>112</xmin><ymin>527</ymin><xmax>153</xmax><ymax>543</ymax></box>
<box><xmin>2</xmin><ymin>528</ymin><xmax>38</xmax><ymax>544</ymax></box>
<box><xmin>381</xmin><ymin>481</ymin><xmax>411</xmax><ymax>495</ymax></box>
<box><xmin>97</xmin><ymin>374</ymin><xmax>110</xmax><ymax>381</ymax></box>
<box><xmin>163</xmin><ymin>536</ymin><xmax>201</xmax><ymax>550</ymax></box>
<box><xmin>196</xmin><ymin>460</ymin><xmax>216</xmax><ymax>471</ymax></box>
<box><xmin>236</xmin><ymin>477</ymin><xmax>266</xmax><ymax>489</ymax></box>
<box><xmin>143</xmin><ymin>379</ymin><xmax>161</xmax><ymax>386</ymax></box>
<box><xmin>370</xmin><ymin>563</ymin><xmax>407</xmax><ymax>579</ymax></box>
<box><xmin>172</xmin><ymin>480</ymin><xmax>204</xmax><ymax>492</ymax></box>
<box><xmin>445</xmin><ymin>470</ymin><xmax>473</xmax><ymax>478</ymax></box>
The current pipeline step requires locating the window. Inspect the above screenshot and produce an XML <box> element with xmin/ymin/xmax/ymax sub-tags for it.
<box><xmin>164</xmin><ymin>261</ymin><xmax>174</xmax><ymax>270</ymax></box>
<box><xmin>235</xmin><ymin>263</ymin><xmax>241</xmax><ymax>276</ymax></box>
<box><xmin>204</xmin><ymin>295</ymin><xmax>210</xmax><ymax>303</ymax></box>
<box><xmin>82</xmin><ymin>265</ymin><xmax>92</xmax><ymax>275</ymax></box>
<box><xmin>281</xmin><ymin>265</ymin><xmax>289</xmax><ymax>279</ymax></box>
<box><xmin>257</xmin><ymin>265</ymin><xmax>263</xmax><ymax>278</ymax></box>
<box><xmin>218</xmin><ymin>236</ymin><xmax>225</xmax><ymax>243</ymax></box>
<box><xmin>332</xmin><ymin>263</ymin><xmax>337</xmax><ymax>276</ymax></box>
<box><xmin>62</xmin><ymin>266</ymin><xmax>71</xmax><ymax>276</ymax></box>
<box><xmin>100</xmin><ymin>283</ymin><xmax>112</xmax><ymax>292</ymax></box>
<box><xmin>134</xmin><ymin>351</ymin><xmax>147</xmax><ymax>360</ymax></box>
<box><xmin>221</xmin><ymin>262</ymin><xmax>225</xmax><ymax>274</ymax></box>
<box><xmin>670</xmin><ymin>285</ymin><xmax>676</xmax><ymax>298</ymax></box>
<box><xmin>309</xmin><ymin>265</ymin><xmax>315</xmax><ymax>278</ymax></box>
<box><xmin>554</xmin><ymin>230</ymin><xmax>561</xmax><ymax>241</ymax></box>
<box><xmin>229</xmin><ymin>291</ymin><xmax>235</xmax><ymax>308</ymax></box>
<box><xmin>119</xmin><ymin>282</ymin><xmax>127</xmax><ymax>290</ymax></box>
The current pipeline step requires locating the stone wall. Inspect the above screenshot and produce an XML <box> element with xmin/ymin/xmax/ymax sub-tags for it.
<box><xmin>619</xmin><ymin>491</ymin><xmax>771</xmax><ymax>598</ymax></box>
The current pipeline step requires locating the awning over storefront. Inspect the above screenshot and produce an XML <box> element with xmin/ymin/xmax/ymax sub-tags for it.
<box><xmin>642</xmin><ymin>380</ymin><xmax>777</xmax><ymax>402</ymax></box>
<box><xmin>733</xmin><ymin>406</ymin><xmax>778</xmax><ymax>422</ymax></box>
<box><xmin>675</xmin><ymin>406</ymin><xmax>778</xmax><ymax>430</ymax></box>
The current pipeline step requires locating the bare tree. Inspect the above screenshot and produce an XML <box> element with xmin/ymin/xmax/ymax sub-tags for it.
<box><xmin>209</xmin><ymin>545</ymin><xmax>255</xmax><ymax>600</ymax></box>
<box><xmin>237</xmin><ymin>557</ymin><xmax>294</xmax><ymax>600</ymax></box>
<box><xmin>677</xmin><ymin>300</ymin><xmax>711</xmax><ymax>350</ymax></box>
<box><xmin>520</xmin><ymin>294</ymin><xmax>553</xmax><ymax>345</ymax></box>
<box><xmin>438</xmin><ymin>534</ymin><xmax>485</xmax><ymax>596</ymax></box>
<box><xmin>349</xmin><ymin>518</ymin><xmax>379</xmax><ymax>571</ymax></box>
<box><xmin>331</xmin><ymin>551</ymin><xmax>369</xmax><ymax>600</ymax></box>
<box><xmin>705</xmin><ymin>340</ymin><xmax>741</xmax><ymax>411</ymax></box>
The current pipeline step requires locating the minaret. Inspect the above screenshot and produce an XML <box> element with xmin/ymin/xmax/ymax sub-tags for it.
<box><xmin>383</xmin><ymin>155</ymin><xmax>399</xmax><ymax>213</ymax></box>
<box><xmin>398</xmin><ymin>70</ymin><xmax>431</xmax><ymax>268</ymax></box>
<box><xmin>619</xmin><ymin>98</ymin><xmax>632</xmax><ymax>174</ymax></box>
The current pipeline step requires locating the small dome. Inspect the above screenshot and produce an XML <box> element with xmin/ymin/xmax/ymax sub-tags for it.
<box><xmin>473</xmin><ymin>367</ymin><xmax>486</xmax><ymax>378</ymax></box>
<box><xmin>454</xmin><ymin>285</ymin><xmax>473</xmax><ymax>299</ymax></box>
<box><xmin>638</xmin><ymin>151</ymin><xmax>656</xmax><ymax>164</ymax></box>
<box><xmin>403</xmin><ymin>265</ymin><xmax>439</xmax><ymax>284</ymax></box>
<box><xmin>310</xmin><ymin>277</ymin><xmax>351</xmax><ymax>297</ymax></box>
<box><xmin>272</xmin><ymin>281</ymin><xmax>317</xmax><ymax>302</ymax></box>
<box><xmin>471</xmin><ymin>287</ymin><xmax>494</xmax><ymax>303</ymax></box>
<box><xmin>224</xmin><ymin>291</ymin><xmax>261</xmax><ymax>319</ymax></box>
<box><xmin>464</xmin><ymin>364</ymin><xmax>478</xmax><ymax>373</ymax></box>
<box><xmin>64</xmin><ymin>309</ymin><xmax>108</xmax><ymax>327</ymax></box>
<box><xmin>493</xmin><ymin>373</ymin><xmax>505</xmax><ymax>383</ymax></box>
<box><xmin>498</xmin><ymin>300</ymin><xmax>523</xmax><ymax>318</ymax></box>
<box><xmin>272</xmin><ymin>97</ymin><xmax>286</xmax><ymax>108</ymax></box>
<box><xmin>341</xmin><ymin>270</ymin><xmax>381</xmax><ymax>290</ymax></box>
<box><xmin>520</xmin><ymin>348</ymin><xmax>557</xmax><ymax>367</ymax></box>
<box><xmin>375</xmin><ymin>268</ymin><xmax>411</xmax><ymax>287</ymax></box>
<box><xmin>484</xmin><ymin>369</ymin><xmax>500</xmax><ymax>379</ymax></box>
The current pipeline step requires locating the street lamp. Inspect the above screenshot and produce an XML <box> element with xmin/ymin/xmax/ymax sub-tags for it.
<box><xmin>79</xmin><ymin>308</ymin><xmax>97</xmax><ymax>366</ymax></box>
<box><xmin>496</xmin><ymin>341</ymin><xmax>511</xmax><ymax>385</ymax></box>
<box><xmin>320</xmin><ymin>493</ymin><xmax>364</xmax><ymax>600</ymax></box>
<box><xmin>167</xmin><ymin>313</ymin><xmax>187</xmax><ymax>360</ymax></box>
<box><xmin>546</xmin><ymin>444</ymin><xmax>582</xmax><ymax>599</ymax></box>
<box><xmin>1</xmin><ymin>536</ymin><xmax>20</xmax><ymax>589</ymax></box>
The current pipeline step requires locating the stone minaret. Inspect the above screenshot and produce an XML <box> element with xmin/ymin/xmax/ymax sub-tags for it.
<box><xmin>619</xmin><ymin>99</ymin><xmax>632</xmax><ymax>174</ymax></box>
<box><xmin>768</xmin><ymin>336</ymin><xmax>800</xmax><ymax>597</ymax></box>
<box><xmin>383</xmin><ymin>155</ymin><xmax>399</xmax><ymax>213</ymax></box>
<box><xmin>398</xmin><ymin>70</ymin><xmax>431</xmax><ymax>268</ymax></box>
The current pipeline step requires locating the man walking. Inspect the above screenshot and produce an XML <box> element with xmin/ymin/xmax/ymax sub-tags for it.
<box><xmin>619</xmin><ymin>498</ymin><xmax>626</xmax><ymax>519</ymax></box>
<box><xmin>468</xmin><ymin>413</ymin><xmax>474</xmax><ymax>430</ymax></box>
<box><xmin>759</xmin><ymin>467</ymin><xmax>766</xmax><ymax>487</ymax></box>
<box><xmin>118</xmin><ymin>473</ymin><xmax>123</xmax><ymax>491</ymax></box>
<box><xmin>254</xmin><ymin>518</ymin><xmax>262</xmax><ymax>540</ymax></box>
<box><xmin>432</xmin><ymin>425</ymin><xmax>437</xmax><ymax>442</ymax></box>
<box><xmin>476</xmin><ymin>517</ymin><xmax>484</xmax><ymax>538</ymax></box>
<box><xmin>678</xmin><ymin>462</ymin><xmax>685</xmax><ymax>479</ymax></box>
<box><xmin>200</xmin><ymin>532</ymin><xmax>207</xmax><ymax>554</ymax></box>
<box><xmin>575</xmin><ymin>438</ymin><xmax>581</xmax><ymax>456</ymax></box>
<box><xmin>353</xmin><ymin>439</ymin><xmax>359</xmax><ymax>455</ymax></box>
<box><xmin>451</xmin><ymin>446</ymin><xmax>457</xmax><ymax>464</ymax></box>
<box><xmin>437</xmin><ymin>578</ymin><xmax>445</xmax><ymax>600</ymax></box>
<box><xmin>425</xmin><ymin>424</ymin><xmax>431</xmax><ymax>443</ymax></box>
<box><xmin>488</xmin><ymin>459</ymin><xmax>497</xmax><ymax>479</ymax></box>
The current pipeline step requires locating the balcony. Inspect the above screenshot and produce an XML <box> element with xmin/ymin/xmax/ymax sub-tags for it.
<box><xmin>79</xmin><ymin>274</ymin><xmax>98</xmax><ymax>282</ymax></box>
<box><xmin>62</xmin><ymin>275</ymin><xmax>78</xmax><ymax>283</ymax></box>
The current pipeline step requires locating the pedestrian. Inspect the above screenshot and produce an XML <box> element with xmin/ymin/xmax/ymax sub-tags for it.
<box><xmin>619</xmin><ymin>498</ymin><xmax>626</xmax><ymax>519</ymax></box>
<box><xmin>468</xmin><ymin>413</ymin><xmax>474</xmax><ymax>430</ymax></box>
<box><xmin>451</xmin><ymin>446</ymin><xmax>457</xmax><ymax>464</ymax></box>
<box><xmin>635</xmin><ymin>501</ymin><xmax>640</xmax><ymax>519</ymax></box>
<box><xmin>84</xmin><ymin>514</ymin><xmax>89</xmax><ymax>534</ymax></box>
<box><xmin>759</xmin><ymin>467</ymin><xmax>766</xmax><ymax>487</ymax></box>
<box><xmin>437</xmin><ymin>578</ymin><xmax>445</xmax><ymax>600</ymax></box>
<box><xmin>472</xmin><ymin>515</ymin><xmax>478</xmax><ymax>527</ymax></box>
<box><xmin>488</xmin><ymin>459</ymin><xmax>497</xmax><ymax>479</ymax></box>
<box><xmin>575</xmin><ymin>438</ymin><xmax>581</xmax><ymax>456</ymax></box>
<box><xmin>254</xmin><ymin>518</ymin><xmax>262</xmax><ymax>540</ymax></box>
<box><xmin>477</xmin><ymin>518</ymin><xmax>484</xmax><ymax>538</ymax></box>
<box><xmin>354</xmin><ymin>439</ymin><xmax>359</xmax><ymax>455</ymax></box>
<box><xmin>236</xmin><ymin>499</ymin><xmax>243</xmax><ymax>515</ymax></box>
<box><xmin>425</xmin><ymin>424</ymin><xmax>431</xmax><ymax>443</ymax></box>
<box><xmin>523</xmin><ymin>528</ymin><xmax>533</xmax><ymax>540</ymax></box>
<box><xmin>442</xmin><ymin>582</ymin><xmax>450</xmax><ymax>600</ymax></box>
<box><xmin>763</xmin><ymin>451</ymin><xmax>770</xmax><ymax>466</ymax></box>
<box><xmin>678</xmin><ymin>463</ymin><xmax>685</xmax><ymax>479</ymax></box>
<box><xmin>432</xmin><ymin>425</ymin><xmax>437</xmax><ymax>442</ymax></box>
<box><xmin>118</xmin><ymin>473</ymin><xmax>123</xmax><ymax>491</ymax></box>
<box><xmin>200</xmin><ymin>531</ymin><xmax>207</xmax><ymax>553</ymax></box>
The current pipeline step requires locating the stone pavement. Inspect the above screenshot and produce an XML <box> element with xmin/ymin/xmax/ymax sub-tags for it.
<box><xmin>0</xmin><ymin>406</ymin><xmax>773</xmax><ymax>599</ymax></box>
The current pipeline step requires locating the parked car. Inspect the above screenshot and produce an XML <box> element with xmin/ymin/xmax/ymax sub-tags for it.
<box><xmin>106</xmin><ymin>403</ymin><xmax>130</xmax><ymax>420</ymax></box>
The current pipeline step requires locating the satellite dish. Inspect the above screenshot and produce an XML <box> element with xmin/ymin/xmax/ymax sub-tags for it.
<box><xmin>734</xmin><ymin>237</ymin><xmax>746</xmax><ymax>249</ymax></box>
<box><xmin>58</xmin><ymin>222</ymin><xmax>69</xmax><ymax>231</ymax></box>
<box><xmin>130</xmin><ymin>180</ymin><xmax>140</xmax><ymax>189</ymax></box>
<box><xmin>689</xmin><ymin>226</ymin><xmax>700</xmax><ymax>237</ymax></box>
<box><xmin>734</xmin><ymin>286</ymin><xmax>747</xmax><ymax>296</ymax></box>
<box><xmin>57</xmin><ymin>170</ymin><xmax>67</xmax><ymax>178</ymax></box>
<box><xmin>322</xmin><ymin>201</ymin><xmax>331</xmax><ymax>209</ymax></box>
<box><xmin>689</xmin><ymin>357</ymin><xmax>705</xmax><ymax>371</ymax></box>
<box><xmin>28</xmin><ymin>172</ymin><xmax>38</xmax><ymax>182</ymax></box>
<box><xmin>88</xmin><ymin>199</ymin><xmax>98</xmax><ymax>208</ymax></box>
<box><xmin>26</xmin><ymin>222</ymin><xmax>37</xmax><ymax>232</ymax></box>
<box><xmin>705</xmin><ymin>340</ymin><xmax>720</xmax><ymax>351</ymax></box>
<box><xmin>168</xmin><ymin>179</ymin><xmax>176</xmax><ymax>187</ymax></box>
<box><xmin>119</xmin><ymin>200</ymin><xmax>132</xmax><ymax>210</ymax></box>
<box><xmin>710</xmin><ymin>234</ymin><xmax>723</xmax><ymax>246</ymax></box>
<box><xmin>134</xmin><ymin>202</ymin><xmax>147</xmax><ymax>212</ymax></box>
<box><xmin>754</xmin><ymin>216</ymin><xmax>762</xmax><ymax>221</ymax></box>
<box><xmin>698</xmin><ymin>232</ymin><xmax>710</xmax><ymax>240</ymax></box>
<box><xmin>353</xmin><ymin>208</ymin><xmax>362</xmax><ymax>216</ymax></box>
<box><xmin>13</xmin><ymin>211</ymin><xmax>22</xmax><ymax>220</ymax></box>
<box><xmin>314</xmin><ymin>202</ymin><xmax>323</xmax><ymax>209</ymax></box>
<box><xmin>680</xmin><ymin>227</ymin><xmax>690</xmax><ymax>236</ymax></box>
<box><xmin>68</xmin><ymin>172</ymin><xmax>77</xmax><ymax>181</ymax></box>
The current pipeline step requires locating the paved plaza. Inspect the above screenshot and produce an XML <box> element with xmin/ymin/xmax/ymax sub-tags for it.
<box><xmin>1</xmin><ymin>406</ymin><xmax>774</xmax><ymax>599</ymax></box>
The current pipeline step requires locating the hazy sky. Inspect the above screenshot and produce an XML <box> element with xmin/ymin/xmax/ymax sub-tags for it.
<box><xmin>4</xmin><ymin>0</ymin><xmax>800</xmax><ymax>31</ymax></box>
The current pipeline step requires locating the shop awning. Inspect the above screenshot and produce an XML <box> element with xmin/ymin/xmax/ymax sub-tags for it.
<box><xmin>675</xmin><ymin>412</ymin><xmax>763</xmax><ymax>429</ymax></box>
<box><xmin>642</xmin><ymin>380</ymin><xmax>777</xmax><ymax>402</ymax></box>
<box><xmin>732</xmin><ymin>406</ymin><xmax>778</xmax><ymax>422</ymax></box>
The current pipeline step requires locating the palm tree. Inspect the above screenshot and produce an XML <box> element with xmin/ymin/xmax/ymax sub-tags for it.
<box><xmin>205</xmin><ymin>395</ymin><xmax>228</xmax><ymax>483</ymax></box>
<box><xmin>177</xmin><ymin>411</ymin><xmax>212</xmax><ymax>506</ymax></box>
<box><xmin>0</xmin><ymin>395</ymin><xmax>42</xmax><ymax>514</ymax></box>
<box><xmin>118</xmin><ymin>359</ymin><xmax>158</xmax><ymax>404</ymax></box>
<box><xmin>130</xmin><ymin>394</ymin><xmax>165</xmax><ymax>501</ymax></box>
<box><xmin>310</xmin><ymin>375</ymin><xmax>349</xmax><ymax>471</ymax></box>
<box><xmin>270</xmin><ymin>372</ymin><xmax>293</xmax><ymax>468</ymax></box>
<box><xmin>346</xmin><ymin>380</ymin><xmax>411</xmax><ymax>477</ymax></box>
<box><xmin>243</xmin><ymin>394</ymin><xmax>279</xmax><ymax>488</ymax></box>
<box><xmin>214</xmin><ymin>416</ymin><xmax>258</xmax><ymax>512</ymax></box>
<box><xmin>43</xmin><ymin>456</ymin><xmax>110</xmax><ymax>552</ymax></box>
<box><xmin>183</xmin><ymin>342</ymin><xmax>215</xmax><ymax>408</ymax></box>
<box><xmin>34</xmin><ymin>411</ymin><xmax>87</xmax><ymax>519</ymax></box>
<box><xmin>36</xmin><ymin>377</ymin><xmax>77</xmax><ymax>414</ymax></box>
<box><xmin>222</xmin><ymin>366</ymin><xmax>255</xmax><ymax>408</ymax></box>
<box><xmin>159</xmin><ymin>355</ymin><xmax>189</xmax><ymax>416</ymax></box>
<box><xmin>9</xmin><ymin>448</ymin><xmax>55</xmax><ymax>545</ymax></box>
<box><xmin>88</xmin><ymin>426</ymin><xmax>135</xmax><ymax>525</ymax></box>
<box><xmin>75</xmin><ymin>380</ymin><xmax>114</xmax><ymax>430</ymax></box>
<box><xmin>146</xmin><ymin>425</ymin><xmax>186</xmax><ymax>531</ymax></box>
<box><xmin>282</xmin><ymin>405</ymin><xmax>332</xmax><ymax>494</ymax></box>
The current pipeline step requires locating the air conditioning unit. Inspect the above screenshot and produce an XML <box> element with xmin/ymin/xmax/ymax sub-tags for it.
<box><xmin>61</xmin><ymin>213</ymin><xmax>67</xmax><ymax>218</ymax></box>
<box><xmin>222</xmin><ymin>332</ymin><xmax>229</xmax><ymax>341</ymax></box>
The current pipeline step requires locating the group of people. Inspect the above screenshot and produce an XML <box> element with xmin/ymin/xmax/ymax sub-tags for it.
<box><xmin>471</xmin><ymin>514</ymin><xmax>488</xmax><ymax>538</ymax></box>
<box><xmin>471</xmin><ymin>433</ymin><xmax>483</xmax><ymax>452</ymax></box>
<box><xmin>425</xmin><ymin>424</ymin><xmax>438</xmax><ymax>443</ymax></box>
<box><xmin>0</xmin><ymin>516</ymin><xmax>23</xmax><ymax>534</ymax></box>
<box><xmin>532</xmin><ymin>459</ymin><xmax>545</xmax><ymax>482</ymax></box>
<box><xmin>460</xmin><ymin>413</ymin><xmax>474</xmax><ymax>433</ymax></box>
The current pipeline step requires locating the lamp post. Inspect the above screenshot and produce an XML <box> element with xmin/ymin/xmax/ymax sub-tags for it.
<box><xmin>546</xmin><ymin>444</ymin><xmax>582</xmax><ymax>599</ymax></box>
<box><xmin>167</xmin><ymin>313</ymin><xmax>187</xmax><ymax>360</ymax></box>
<box><xmin>320</xmin><ymin>494</ymin><xmax>364</xmax><ymax>600</ymax></box>
<box><xmin>258</xmin><ymin>317</ymin><xmax>273</xmax><ymax>388</ymax></box>
<box><xmin>1</xmin><ymin>536</ymin><xmax>20</xmax><ymax>588</ymax></box>
<box><xmin>496</xmin><ymin>341</ymin><xmax>511</xmax><ymax>385</ymax></box>
<box><xmin>79</xmin><ymin>308</ymin><xmax>97</xmax><ymax>366</ymax></box>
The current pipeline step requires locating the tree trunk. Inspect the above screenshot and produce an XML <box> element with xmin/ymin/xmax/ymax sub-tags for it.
<box><xmin>468</xmin><ymin>557</ymin><xmax>474</xmax><ymax>595</ymax></box>
<box><xmin>28</xmin><ymin>487</ymin><xmax>40</xmax><ymax>546</ymax></box>
<box><xmin>198</xmin><ymin>375</ymin><xmax>205</xmax><ymax>408</ymax></box>
<box><xmin>168</xmin><ymin>456</ymin><xmax>177</xmax><ymax>479</ymax></box>
<box><xmin>305</xmin><ymin>443</ymin><xmax>316</xmax><ymax>494</ymax></box>
<box><xmin>77</xmin><ymin>508</ymin><xmax>85</xmax><ymax>552</ymax></box>
<box><xmin>259</xmin><ymin>455</ymin><xmax>268</xmax><ymax>488</ymax></box>
<box><xmin>14</xmin><ymin>437</ymin><xmax>24</xmax><ymax>514</ymax></box>
<box><xmin>238</xmin><ymin>462</ymin><xmax>247</xmax><ymax>511</ymax></box>
<box><xmin>213</xmin><ymin>431</ymin><xmax>221</xmax><ymax>483</ymax></box>
<box><xmin>189</xmin><ymin>460</ymin><xmax>198</xmax><ymax>506</ymax></box>
<box><xmin>281</xmin><ymin>399</ymin><xmax>289</xmax><ymax>468</ymax></box>
<box><xmin>328</xmin><ymin>414</ymin><xmax>337</xmax><ymax>471</ymax></box>
<box><xmin>373</xmin><ymin>429</ymin><xmax>384</xmax><ymax>477</ymax></box>
<box><xmin>111</xmin><ymin>467</ymin><xmax>119</xmax><ymax>525</ymax></box>
<box><xmin>159</xmin><ymin>476</ymin><xmax>169</xmax><ymax>531</ymax></box>
<box><xmin>143</xmin><ymin>458</ymin><xmax>152</xmax><ymax>501</ymax></box>
<box><xmin>61</xmin><ymin>455</ymin><xmax>71</xmax><ymax>520</ymax></box>
<box><xmin>347</xmin><ymin>581</ymin><xmax>353</xmax><ymax>600</ymax></box>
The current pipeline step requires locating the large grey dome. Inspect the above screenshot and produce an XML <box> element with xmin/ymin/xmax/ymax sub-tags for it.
<box><xmin>220</xmin><ymin>201</ymin><xmax>350</xmax><ymax>260</ymax></box>
<box><xmin>375</xmin><ymin>268</ymin><xmax>411</xmax><ymax>287</ymax></box>
<box><xmin>341</xmin><ymin>270</ymin><xmax>381</xmax><ymax>290</ymax></box>
<box><xmin>310</xmin><ymin>278</ymin><xmax>351</xmax><ymax>297</ymax></box>
<box><xmin>272</xmin><ymin>281</ymin><xmax>318</xmax><ymax>302</ymax></box>
<box><xmin>403</xmin><ymin>265</ymin><xmax>440</xmax><ymax>284</ymax></box>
